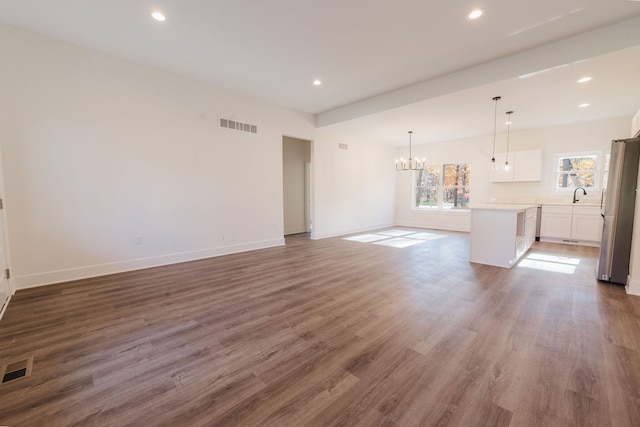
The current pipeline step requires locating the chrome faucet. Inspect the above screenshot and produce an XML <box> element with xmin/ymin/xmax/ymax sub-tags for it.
<box><xmin>573</xmin><ymin>187</ymin><xmax>587</xmax><ymax>203</ymax></box>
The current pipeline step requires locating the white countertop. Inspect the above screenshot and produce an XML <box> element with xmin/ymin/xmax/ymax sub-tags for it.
<box><xmin>470</xmin><ymin>203</ymin><xmax>538</xmax><ymax>211</ymax></box>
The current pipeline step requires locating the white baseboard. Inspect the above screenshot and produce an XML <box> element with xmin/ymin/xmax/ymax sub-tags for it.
<box><xmin>312</xmin><ymin>222</ymin><xmax>395</xmax><ymax>240</ymax></box>
<box><xmin>11</xmin><ymin>238</ymin><xmax>285</xmax><ymax>290</ymax></box>
<box><xmin>538</xmin><ymin>237</ymin><xmax>600</xmax><ymax>247</ymax></box>
<box><xmin>395</xmin><ymin>209</ymin><xmax>471</xmax><ymax>233</ymax></box>
<box><xmin>0</xmin><ymin>291</ymin><xmax>13</xmax><ymax>322</ymax></box>
<box><xmin>284</xmin><ymin>226</ymin><xmax>307</xmax><ymax>235</ymax></box>
<box><xmin>626</xmin><ymin>276</ymin><xmax>640</xmax><ymax>296</ymax></box>
<box><xmin>395</xmin><ymin>220</ymin><xmax>470</xmax><ymax>233</ymax></box>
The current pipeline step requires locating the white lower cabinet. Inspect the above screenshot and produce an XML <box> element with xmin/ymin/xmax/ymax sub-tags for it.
<box><xmin>540</xmin><ymin>205</ymin><xmax>602</xmax><ymax>246</ymax></box>
<box><xmin>540</xmin><ymin>206</ymin><xmax>572</xmax><ymax>239</ymax></box>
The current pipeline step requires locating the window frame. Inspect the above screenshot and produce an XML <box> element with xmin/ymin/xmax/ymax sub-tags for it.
<box><xmin>552</xmin><ymin>151</ymin><xmax>601</xmax><ymax>193</ymax></box>
<box><xmin>413</xmin><ymin>163</ymin><xmax>471</xmax><ymax>210</ymax></box>
<box><xmin>414</xmin><ymin>165</ymin><xmax>441</xmax><ymax>209</ymax></box>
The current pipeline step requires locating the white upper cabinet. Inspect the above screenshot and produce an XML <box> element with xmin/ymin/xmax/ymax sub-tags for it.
<box><xmin>514</xmin><ymin>150</ymin><xmax>542</xmax><ymax>181</ymax></box>
<box><xmin>490</xmin><ymin>149</ymin><xmax>542</xmax><ymax>183</ymax></box>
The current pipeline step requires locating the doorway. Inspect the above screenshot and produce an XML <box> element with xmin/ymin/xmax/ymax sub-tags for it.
<box><xmin>282</xmin><ymin>136</ymin><xmax>312</xmax><ymax>236</ymax></box>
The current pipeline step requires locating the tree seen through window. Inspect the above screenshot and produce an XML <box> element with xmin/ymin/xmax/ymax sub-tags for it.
<box><xmin>415</xmin><ymin>163</ymin><xmax>471</xmax><ymax>209</ymax></box>
<box><xmin>556</xmin><ymin>154</ymin><xmax>598</xmax><ymax>189</ymax></box>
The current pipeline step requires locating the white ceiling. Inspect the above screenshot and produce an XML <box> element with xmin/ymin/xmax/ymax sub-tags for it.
<box><xmin>2</xmin><ymin>1</ymin><xmax>640</xmax><ymax>144</ymax></box>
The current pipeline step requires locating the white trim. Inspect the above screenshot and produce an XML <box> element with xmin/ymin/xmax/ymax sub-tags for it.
<box><xmin>0</xmin><ymin>290</ymin><xmax>13</xmax><ymax>322</ymax></box>
<box><xmin>413</xmin><ymin>163</ymin><xmax>472</xmax><ymax>210</ymax></box>
<box><xmin>411</xmin><ymin>207</ymin><xmax>471</xmax><ymax>214</ymax></box>
<box><xmin>284</xmin><ymin>226</ymin><xmax>307</xmax><ymax>235</ymax></box>
<box><xmin>11</xmin><ymin>238</ymin><xmax>285</xmax><ymax>290</ymax></box>
<box><xmin>626</xmin><ymin>276</ymin><xmax>640</xmax><ymax>296</ymax></box>
<box><xmin>552</xmin><ymin>150</ymin><xmax>602</xmax><ymax>193</ymax></box>
<box><xmin>539</xmin><ymin>237</ymin><xmax>600</xmax><ymax>247</ymax></box>
<box><xmin>396</xmin><ymin>220</ymin><xmax>469</xmax><ymax>233</ymax></box>
<box><xmin>311</xmin><ymin>222</ymin><xmax>395</xmax><ymax>240</ymax></box>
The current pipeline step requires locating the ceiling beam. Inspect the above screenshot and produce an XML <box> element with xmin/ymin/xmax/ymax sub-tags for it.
<box><xmin>316</xmin><ymin>15</ymin><xmax>640</xmax><ymax>127</ymax></box>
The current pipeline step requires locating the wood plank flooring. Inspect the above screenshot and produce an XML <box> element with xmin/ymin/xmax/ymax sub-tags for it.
<box><xmin>1</xmin><ymin>228</ymin><xmax>640</xmax><ymax>426</ymax></box>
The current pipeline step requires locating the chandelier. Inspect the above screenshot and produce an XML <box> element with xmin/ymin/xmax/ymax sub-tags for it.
<box><xmin>395</xmin><ymin>131</ymin><xmax>425</xmax><ymax>171</ymax></box>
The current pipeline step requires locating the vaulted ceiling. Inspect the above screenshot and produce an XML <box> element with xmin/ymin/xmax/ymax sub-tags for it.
<box><xmin>2</xmin><ymin>1</ymin><xmax>640</xmax><ymax>144</ymax></box>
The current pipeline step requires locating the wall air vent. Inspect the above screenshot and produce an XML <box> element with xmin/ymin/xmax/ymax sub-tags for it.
<box><xmin>219</xmin><ymin>118</ymin><xmax>258</xmax><ymax>134</ymax></box>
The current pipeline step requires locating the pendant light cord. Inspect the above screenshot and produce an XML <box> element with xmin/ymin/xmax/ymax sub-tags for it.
<box><xmin>506</xmin><ymin>111</ymin><xmax>513</xmax><ymax>156</ymax></box>
<box><xmin>491</xmin><ymin>96</ymin><xmax>501</xmax><ymax>161</ymax></box>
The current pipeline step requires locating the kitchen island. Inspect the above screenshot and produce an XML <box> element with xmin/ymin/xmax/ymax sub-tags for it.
<box><xmin>469</xmin><ymin>204</ymin><xmax>538</xmax><ymax>268</ymax></box>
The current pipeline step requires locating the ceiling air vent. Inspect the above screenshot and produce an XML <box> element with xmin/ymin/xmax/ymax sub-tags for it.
<box><xmin>219</xmin><ymin>118</ymin><xmax>258</xmax><ymax>134</ymax></box>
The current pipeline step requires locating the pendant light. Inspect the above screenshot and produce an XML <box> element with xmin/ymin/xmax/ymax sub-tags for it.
<box><xmin>504</xmin><ymin>111</ymin><xmax>513</xmax><ymax>171</ymax></box>
<box><xmin>395</xmin><ymin>131</ymin><xmax>426</xmax><ymax>171</ymax></box>
<box><xmin>490</xmin><ymin>96</ymin><xmax>501</xmax><ymax>170</ymax></box>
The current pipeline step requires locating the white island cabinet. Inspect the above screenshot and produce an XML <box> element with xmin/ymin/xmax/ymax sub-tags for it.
<box><xmin>469</xmin><ymin>204</ymin><xmax>538</xmax><ymax>268</ymax></box>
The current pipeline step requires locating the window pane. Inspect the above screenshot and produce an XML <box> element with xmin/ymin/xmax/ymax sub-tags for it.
<box><xmin>415</xmin><ymin>187</ymin><xmax>438</xmax><ymax>208</ymax></box>
<box><xmin>444</xmin><ymin>164</ymin><xmax>471</xmax><ymax>186</ymax></box>
<box><xmin>557</xmin><ymin>156</ymin><xmax>597</xmax><ymax>172</ymax></box>
<box><xmin>443</xmin><ymin>186</ymin><xmax>469</xmax><ymax>208</ymax></box>
<box><xmin>556</xmin><ymin>172</ymin><xmax>596</xmax><ymax>189</ymax></box>
<box><xmin>415</xmin><ymin>163</ymin><xmax>471</xmax><ymax>208</ymax></box>
<box><xmin>417</xmin><ymin>166</ymin><xmax>440</xmax><ymax>187</ymax></box>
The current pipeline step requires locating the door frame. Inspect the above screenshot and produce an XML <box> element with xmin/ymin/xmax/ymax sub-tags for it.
<box><xmin>282</xmin><ymin>135</ymin><xmax>314</xmax><ymax>238</ymax></box>
<box><xmin>0</xmin><ymin>148</ymin><xmax>13</xmax><ymax>321</ymax></box>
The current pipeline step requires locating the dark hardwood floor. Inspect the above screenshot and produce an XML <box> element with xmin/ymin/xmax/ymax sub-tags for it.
<box><xmin>1</xmin><ymin>229</ymin><xmax>640</xmax><ymax>426</ymax></box>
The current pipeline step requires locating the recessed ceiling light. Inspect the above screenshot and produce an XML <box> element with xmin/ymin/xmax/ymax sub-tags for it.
<box><xmin>577</xmin><ymin>76</ymin><xmax>592</xmax><ymax>83</ymax></box>
<box><xmin>579</xmin><ymin>103</ymin><xmax>590</xmax><ymax>108</ymax></box>
<box><xmin>468</xmin><ymin>9</ymin><xmax>483</xmax><ymax>20</ymax></box>
<box><xmin>313</xmin><ymin>79</ymin><xmax>322</xmax><ymax>86</ymax></box>
<box><xmin>151</xmin><ymin>10</ymin><xmax>166</xmax><ymax>22</ymax></box>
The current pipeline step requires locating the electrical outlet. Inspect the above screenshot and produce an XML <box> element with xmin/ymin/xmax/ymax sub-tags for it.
<box><xmin>135</xmin><ymin>234</ymin><xmax>143</xmax><ymax>245</ymax></box>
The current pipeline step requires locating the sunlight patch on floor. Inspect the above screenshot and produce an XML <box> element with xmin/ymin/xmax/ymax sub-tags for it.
<box><xmin>343</xmin><ymin>234</ymin><xmax>390</xmax><ymax>243</ymax></box>
<box><xmin>376</xmin><ymin>229</ymin><xmax>415</xmax><ymax>237</ymax></box>
<box><xmin>374</xmin><ymin>237</ymin><xmax>425</xmax><ymax>248</ymax></box>
<box><xmin>517</xmin><ymin>252</ymin><xmax>581</xmax><ymax>274</ymax></box>
<box><xmin>343</xmin><ymin>229</ymin><xmax>446</xmax><ymax>248</ymax></box>
<box><xmin>407</xmin><ymin>232</ymin><xmax>446</xmax><ymax>241</ymax></box>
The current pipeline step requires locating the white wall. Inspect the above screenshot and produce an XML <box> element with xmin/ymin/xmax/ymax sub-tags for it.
<box><xmin>1</xmin><ymin>23</ymin><xmax>632</xmax><ymax>292</ymax></box>
<box><xmin>282</xmin><ymin>136</ymin><xmax>310</xmax><ymax>235</ymax></box>
<box><xmin>396</xmin><ymin>117</ymin><xmax>632</xmax><ymax>231</ymax></box>
<box><xmin>0</xmin><ymin>23</ymin><xmax>317</xmax><ymax>289</ymax></box>
<box><xmin>0</xmin><ymin>23</ymin><xmax>400</xmax><ymax>290</ymax></box>
<box><xmin>313</xmin><ymin>130</ymin><xmax>397</xmax><ymax>239</ymax></box>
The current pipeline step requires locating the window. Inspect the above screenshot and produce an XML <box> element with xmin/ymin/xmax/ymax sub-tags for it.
<box><xmin>415</xmin><ymin>163</ymin><xmax>471</xmax><ymax>209</ymax></box>
<box><xmin>554</xmin><ymin>152</ymin><xmax>599</xmax><ymax>191</ymax></box>
<box><xmin>415</xmin><ymin>166</ymin><xmax>440</xmax><ymax>208</ymax></box>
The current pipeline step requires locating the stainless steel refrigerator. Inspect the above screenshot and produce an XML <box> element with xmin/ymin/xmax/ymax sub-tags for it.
<box><xmin>597</xmin><ymin>138</ymin><xmax>640</xmax><ymax>284</ymax></box>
